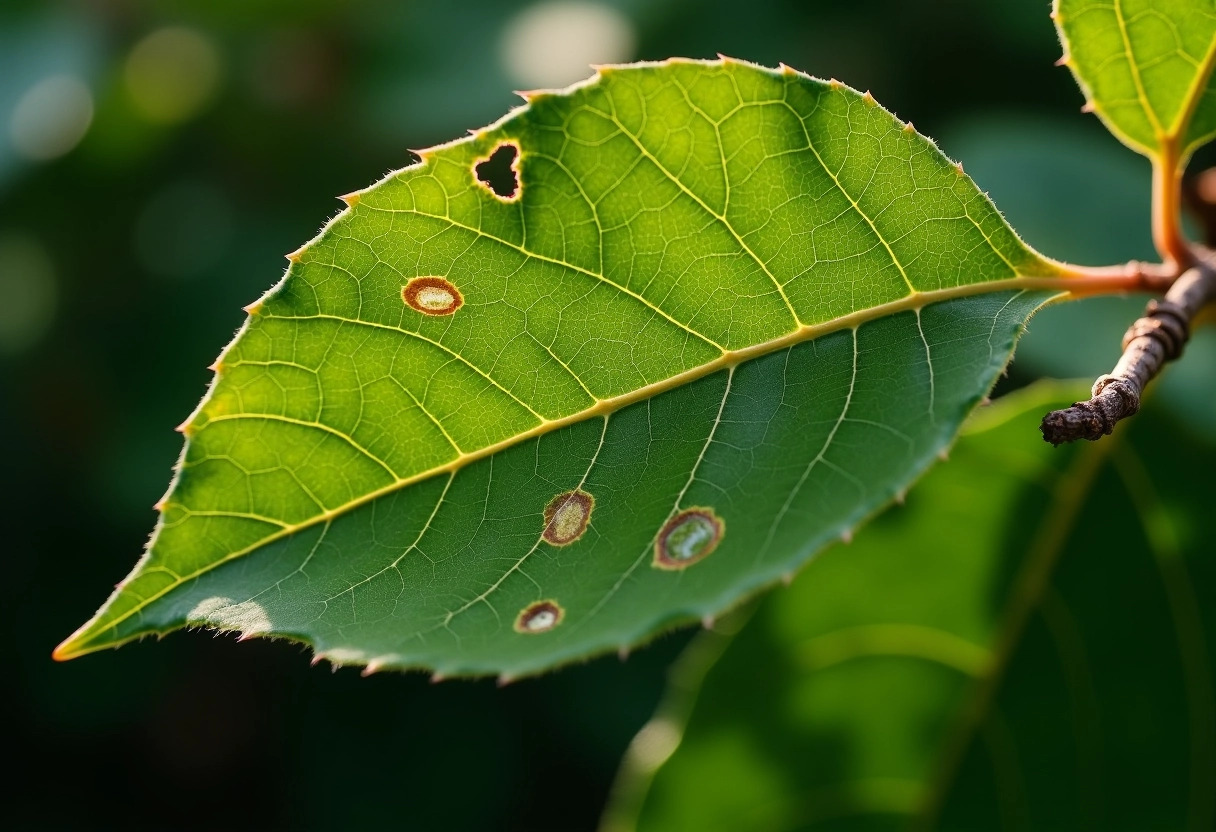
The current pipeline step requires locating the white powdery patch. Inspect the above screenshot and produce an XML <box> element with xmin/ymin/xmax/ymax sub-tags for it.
<box><xmin>188</xmin><ymin>596</ymin><xmax>274</xmax><ymax>635</ymax></box>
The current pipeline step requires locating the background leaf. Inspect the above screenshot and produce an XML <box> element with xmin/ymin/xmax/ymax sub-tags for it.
<box><xmin>1055</xmin><ymin>0</ymin><xmax>1216</xmax><ymax>161</ymax></box>
<box><xmin>59</xmin><ymin>59</ymin><xmax>1062</xmax><ymax>676</ymax></box>
<box><xmin>610</xmin><ymin>382</ymin><xmax>1216</xmax><ymax>832</ymax></box>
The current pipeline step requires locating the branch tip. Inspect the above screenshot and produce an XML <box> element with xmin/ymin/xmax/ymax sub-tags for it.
<box><xmin>1041</xmin><ymin>264</ymin><xmax>1215</xmax><ymax>445</ymax></box>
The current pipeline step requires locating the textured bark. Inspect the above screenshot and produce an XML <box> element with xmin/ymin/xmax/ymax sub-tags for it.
<box><xmin>1041</xmin><ymin>264</ymin><xmax>1216</xmax><ymax>445</ymax></box>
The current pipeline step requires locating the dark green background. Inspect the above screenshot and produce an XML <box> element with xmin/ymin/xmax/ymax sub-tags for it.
<box><xmin>2</xmin><ymin>1</ymin><xmax>1211</xmax><ymax>828</ymax></box>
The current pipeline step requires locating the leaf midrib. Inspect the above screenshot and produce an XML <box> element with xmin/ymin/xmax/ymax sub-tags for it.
<box><xmin>57</xmin><ymin>275</ymin><xmax>1077</xmax><ymax>659</ymax></box>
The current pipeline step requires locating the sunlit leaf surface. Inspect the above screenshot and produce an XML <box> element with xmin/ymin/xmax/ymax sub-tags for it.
<box><xmin>611</xmin><ymin>384</ymin><xmax>1216</xmax><ymax>832</ymax></box>
<box><xmin>1055</xmin><ymin>0</ymin><xmax>1216</xmax><ymax>160</ymax></box>
<box><xmin>58</xmin><ymin>59</ymin><xmax>1064</xmax><ymax>677</ymax></box>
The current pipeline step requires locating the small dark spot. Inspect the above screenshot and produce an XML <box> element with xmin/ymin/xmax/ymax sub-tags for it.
<box><xmin>403</xmin><ymin>276</ymin><xmax>462</xmax><ymax>316</ymax></box>
<box><xmin>654</xmin><ymin>507</ymin><xmax>724</xmax><ymax>570</ymax></box>
<box><xmin>474</xmin><ymin>142</ymin><xmax>520</xmax><ymax>200</ymax></box>
<box><xmin>515</xmin><ymin>600</ymin><xmax>563</xmax><ymax>634</ymax></box>
<box><xmin>542</xmin><ymin>489</ymin><xmax>593</xmax><ymax>546</ymax></box>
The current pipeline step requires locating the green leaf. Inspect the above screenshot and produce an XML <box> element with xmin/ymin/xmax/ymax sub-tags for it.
<box><xmin>1055</xmin><ymin>0</ymin><xmax>1216</xmax><ymax>161</ymax></box>
<box><xmin>609</xmin><ymin>383</ymin><xmax>1216</xmax><ymax>832</ymax></box>
<box><xmin>58</xmin><ymin>59</ymin><xmax>1067</xmax><ymax>677</ymax></box>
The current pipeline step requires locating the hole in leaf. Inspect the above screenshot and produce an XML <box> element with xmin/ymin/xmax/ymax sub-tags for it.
<box><xmin>515</xmin><ymin>600</ymin><xmax>563</xmax><ymax>634</ymax></box>
<box><xmin>654</xmin><ymin>507</ymin><xmax>724</xmax><ymax>570</ymax></box>
<box><xmin>542</xmin><ymin>489</ymin><xmax>594</xmax><ymax>546</ymax></box>
<box><xmin>402</xmin><ymin>276</ymin><xmax>462</xmax><ymax>316</ymax></box>
<box><xmin>474</xmin><ymin>142</ymin><xmax>520</xmax><ymax>200</ymax></box>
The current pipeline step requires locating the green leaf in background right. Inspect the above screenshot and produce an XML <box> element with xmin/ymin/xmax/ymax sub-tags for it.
<box><xmin>1054</xmin><ymin>0</ymin><xmax>1216</xmax><ymax>161</ymax></box>
<box><xmin>605</xmin><ymin>381</ymin><xmax>1216</xmax><ymax>831</ymax></box>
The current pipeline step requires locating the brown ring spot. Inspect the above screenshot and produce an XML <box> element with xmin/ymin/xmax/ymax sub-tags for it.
<box><xmin>542</xmin><ymin>489</ymin><xmax>594</xmax><ymax>546</ymax></box>
<box><xmin>654</xmin><ymin>507</ymin><xmax>725</xmax><ymax>570</ymax></box>
<box><xmin>515</xmin><ymin>600</ymin><xmax>564</xmax><ymax>634</ymax></box>
<box><xmin>403</xmin><ymin>277</ymin><xmax>462</xmax><ymax>316</ymax></box>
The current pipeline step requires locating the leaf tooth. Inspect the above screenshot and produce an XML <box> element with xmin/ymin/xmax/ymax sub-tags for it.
<box><xmin>618</xmin><ymin>646</ymin><xmax>630</xmax><ymax>662</ymax></box>
<box><xmin>701</xmin><ymin>614</ymin><xmax>715</xmax><ymax>630</ymax></box>
<box><xmin>496</xmin><ymin>673</ymin><xmax>515</xmax><ymax>688</ymax></box>
<box><xmin>360</xmin><ymin>661</ymin><xmax>385</xmax><ymax>677</ymax></box>
<box><xmin>338</xmin><ymin>191</ymin><xmax>361</xmax><ymax>208</ymax></box>
<box><xmin>828</xmin><ymin>78</ymin><xmax>843</xmax><ymax>91</ymax></box>
<box><xmin>903</xmin><ymin>121</ymin><xmax>916</xmax><ymax>133</ymax></box>
<box><xmin>954</xmin><ymin>161</ymin><xmax>966</xmax><ymax>176</ymax></box>
<box><xmin>840</xmin><ymin>529</ymin><xmax>854</xmax><ymax>544</ymax></box>
<box><xmin>894</xmin><ymin>489</ymin><xmax>907</xmax><ymax>505</ymax></box>
<box><xmin>284</xmin><ymin>246</ymin><xmax>306</xmax><ymax>264</ymax></box>
<box><xmin>174</xmin><ymin>419</ymin><xmax>195</xmax><ymax>436</ymax></box>
<box><xmin>1080</xmin><ymin>101</ymin><xmax>1095</xmax><ymax>114</ymax></box>
<box><xmin>430</xmin><ymin>671</ymin><xmax>447</xmax><ymax>684</ymax></box>
<box><xmin>938</xmin><ymin>448</ymin><xmax>950</xmax><ymax>462</ymax></box>
<box><xmin>861</xmin><ymin>90</ymin><xmax>876</xmax><ymax>106</ymax></box>
<box><xmin>207</xmin><ymin>359</ymin><xmax>223</xmax><ymax>373</ymax></box>
<box><xmin>243</xmin><ymin>299</ymin><xmax>264</xmax><ymax>315</ymax></box>
<box><xmin>781</xmin><ymin>572</ymin><xmax>794</xmax><ymax>586</ymax></box>
<box><xmin>1054</xmin><ymin>54</ymin><xmax>1071</xmax><ymax>68</ymax></box>
<box><xmin>310</xmin><ymin>653</ymin><xmax>325</xmax><ymax>668</ymax></box>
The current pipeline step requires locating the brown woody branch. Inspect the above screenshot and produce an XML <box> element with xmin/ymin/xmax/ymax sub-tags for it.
<box><xmin>1040</xmin><ymin>257</ymin><xmax>1216</xmax><ymax>445</ymax></box>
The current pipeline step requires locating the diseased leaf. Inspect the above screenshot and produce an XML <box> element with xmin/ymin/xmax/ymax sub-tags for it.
<box><xmin>58</xmin><ymin>59</ymin><xmax>1069</xmax><ymax>677</ymax></box>
<box><xmin>1055</xmin><ymin>0</ymin><xmax>1216</xmax><ymax>161</ymax></box>
<box><xmin>608</xmin><ymin>383</ymin><xmax>1216</xmax><ymax>832</ymax></box>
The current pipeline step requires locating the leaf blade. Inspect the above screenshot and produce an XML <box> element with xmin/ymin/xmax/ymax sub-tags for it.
<box><xmin>59</xmin><ymin>60</ymin><xmax>1064</xmax><ymax>674</ymax></box>
<box><xmin>1056</xmin><ymin>0</ymin><xmax>1216</xmax><ymax>161</ymax></box>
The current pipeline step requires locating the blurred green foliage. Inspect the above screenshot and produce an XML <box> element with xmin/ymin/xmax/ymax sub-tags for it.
<box><xmin>3</xmin><ymin>1</ymin><xmax>1211</xmax><ymax>829</ymax></box>
<box><xmin>613</xmin><ymin>385</ymin><xmax>1216</xmax><ymax>830</ymax></box>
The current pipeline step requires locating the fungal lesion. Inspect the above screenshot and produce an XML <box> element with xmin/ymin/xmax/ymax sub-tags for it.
<box><xmin>654</xmin><ymin>507</ymin><xmax>725</xmax><ymax>570</ymax></box>
<box><xmin>515</xmin><ymin>599</ymin><xmax>564</xmax><ymax>634</ymax></box>
<box><xmin>402</xmin><ymin>276</ymin><xmax>463</xmax><ymax>316</ymax></box>
<box><xmin>473</xmin><ymin>141</ymin><xmax>521</xmax><ymax>201</ymax></box>
<box><xmin>542</xmin><ymin>489</ymin><xmax>594</xmax><ymax>546</ymax></box>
